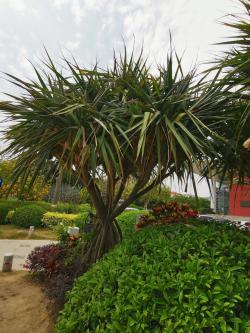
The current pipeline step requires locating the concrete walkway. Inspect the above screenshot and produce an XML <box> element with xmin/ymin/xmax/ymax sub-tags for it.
<box><xmin>0</xmin><ymin>240</ymin><xmax>55</xmax><ymax>271</ymax></box>
<box><xmin>207</xmin><ymin>214</ymin><xmax>250</xmax><ymax>222</ymax></box>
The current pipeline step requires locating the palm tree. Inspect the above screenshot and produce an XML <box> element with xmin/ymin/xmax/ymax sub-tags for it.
<box><xmin>0</xmin><ymin>49</ymin><xmax>246</xmax><ymax>263</ymax></box>
<box><xmin>218</xmin><ymin>0</ymin><xmax>250</xmax><ymax>93</ymax></box>
<box><xmin>215</xmin><ymin>0</ymin><xmax>250</xmax><ymax>168</ymax></box>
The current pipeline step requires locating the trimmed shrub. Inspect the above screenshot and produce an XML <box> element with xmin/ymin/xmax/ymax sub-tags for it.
<box><xmin>12</xmin><ymin>204</ymin><xmax>47</xmax><ymax>228</ymax></box>
<box><xmin>74</xmin><ymin>212</ymin><xmax>92</xmax><ymax>231</ymax></box>
<box><xmin>116</xmin><ymin>210</ymin><xmax>148</xmax><ymax>237</ymax></box>
<box><xmin>79</xmin><ymin>203</ymin><xmax>92</xmax><ymax>213</ymax></box>
<box><xmin>56</xmin><ymin>222</ymin><xmax>250</xmax><ymax>333</ymax></box>
<box><xmin>0</xmin><ymin>199</ymin><xmax>53</xmax><ymax>225</ymax></box>
<box><xmin>0</xmin><ymin>200</ymin><xmax>20</xmax><ymax>224</ymax></box>
<box><xmin>24</xmin><ymin>236</ymin><xmax>87</xmax><ymax>301</ymax></box>
<box><xmin>24</xmin><ymin>201</ymin><xmax>52</xmax><ymax>210</ymax></box>
<box><xmin>43</xmin><ymin>212</ymin><xmax>78</xmax><ymax>229</ymax></box>
<box><xmin>53</xmin><ymin>202</ymin><xmax>81</xmax><ymax>214</ymax></box>
<box><xmin>170</xmin><ymin>194</ymin><xmax>211</xmax><ymax>214</ymax></box>
<box><xmin>5</xmin><ymin>209</ymin><xmax>15</xmax><ymax>224</ymax></box>
<box><xmin>24</xmin><ymin>244</ymin><xmax>67</xmax><ymax>278</ymax></box>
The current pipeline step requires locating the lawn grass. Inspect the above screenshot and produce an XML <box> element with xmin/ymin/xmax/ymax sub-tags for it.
<box><xmin>0</xmin><ymin>225</ymin><xmax>57</xmax><ymax>240</ymax></box>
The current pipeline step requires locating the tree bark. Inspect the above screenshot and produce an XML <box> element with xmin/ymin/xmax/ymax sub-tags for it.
<box><xmin>52</xmin><ymin>167</ymin><xmax>63</xmax><ymax>204</ymax></box>
<box><xmin>79</xmin><ymin>218</ymin><xmax>122</xmax><ymax>267</ymax></box>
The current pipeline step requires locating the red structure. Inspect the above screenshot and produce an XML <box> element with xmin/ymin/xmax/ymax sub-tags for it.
<box><xmin>229</xmin><ymin>183</ymin><xmax>250</xmax><ymax>217</ymax></box>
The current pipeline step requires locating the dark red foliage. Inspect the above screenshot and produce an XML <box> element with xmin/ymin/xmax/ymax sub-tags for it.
<box><xmin>23</xmin><ymin>237</ymin><xmax>86</xmax><ymax>303</ymax></box>
<box><xmin>23</xmin><ymin>244</ymin><xmax>66</xmax><ymax>278</ymax></box>
<box><xmin>184</xmin><ymin>209</ymin><xmax>199</xmax><ymax>218</ymax></box>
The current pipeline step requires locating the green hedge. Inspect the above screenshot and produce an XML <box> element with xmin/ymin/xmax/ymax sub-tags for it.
<box><xmin>52</xmin><ymin>202</ymin><xmax>81</xmax><ymax>214</ymax></box>
<box><xmin>0</xmin><ymin>199</ymin><xmax>52</xmax><ymax>225</ymax></box>
<box><xmin>50</xmin><ymin>202</ymin><xmax>92</xmax><ymax>214</ymax></box>
<box><xmin>42</xmin><ymin>203</ymin><xmax>93</xmax><ymax>230</ymax></box>
<box><xmin>42</xmin><ymin>208</ymin><xmax>145</xmax><ymax>234</ymax></box>
<box><xmin>0</xmin><ymin>200</ymin><xmax>93</xmax><ymax>227</ymax></box>
<box><xmin>42</xmin><ymin>212</ymin><xmax>79</xmax><ymax>228</ymax></box>
<box><xmin>0</xmin><ymin>200</ymin><xmax>20</xmax><ymax>224</ymax></box>
<box><xmin>12</xmin><ymin>204</ymin><xmax>47</xmax><ymax>228</ymax></box>
<box><xmin>116</xmin><ymin>209</ymin><xmax>148</xmax><ymax>237</ymax></box>
<box><xmin>170</xmin><ymin>195</ymin><xmax>212</xmax><ymax>214</ymax></box>
<box><xmin>79</xmin><ymin>203</ymin><xmax>92</xmax><ymax>213</ymax></box>
<box><xmin>56</xmin><ymin>222</ymin><xmax>250</xmax><ymax>332</ymax></box>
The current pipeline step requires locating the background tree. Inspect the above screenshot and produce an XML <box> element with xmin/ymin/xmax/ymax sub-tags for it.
<box><xmin>122</xmin><ymin>181</ymin><xmax>171</xmax><ymax>209</ymax></box>
<box><xmin>0</xmin><ymin>49</ymin><xmax>247</xmax><ymax>264</ymax></box>
<box><xmin>0</xmin><ymin>159</ymin><xmax>50</xmax><ymax>200</ymax></box>
<box><xmin>0</xmin><ymin>159</ymin><xmax>15</xmax><ymax>183</ymax></box>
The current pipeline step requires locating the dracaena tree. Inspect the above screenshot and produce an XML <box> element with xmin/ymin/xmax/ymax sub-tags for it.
<box><xmin>214</xmin><ymin>0</ymin><xmax>250</xmax><ymax>169</ymax></box>
<box><xmin>0</xmin><ymin>49</ymin><xmax>245</xmax><ymax>263</ymax></box>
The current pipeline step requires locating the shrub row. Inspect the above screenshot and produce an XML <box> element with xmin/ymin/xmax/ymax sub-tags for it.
<box><xmin>56</xmin><ymin>222</ymin><xmax>250</xmax><ymax>333</ymax></box>
<box><xmin>0</xmin><ymin>200</ymin><xmax>20</xmax><ymax>223</ymax></box>
<box><xmin>43</xmin><ymin>212</ymin><xmax>79</xmax><ymax>228</ymax></box>
<box><xmin>116</xmin><ymin>210</ymin><xmax>148</xmax><ymax>237</ymax></box>
<box><xmin>0</xmin><ymin>199</ymin><xmax>93</xmax><ymax>227</ymax></box>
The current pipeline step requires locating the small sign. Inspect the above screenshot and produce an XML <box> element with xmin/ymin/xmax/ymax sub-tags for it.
<box><xmin>240</xmin><ymin>201</ymin><xmax>250</xmax><ymax>208</ymax></box>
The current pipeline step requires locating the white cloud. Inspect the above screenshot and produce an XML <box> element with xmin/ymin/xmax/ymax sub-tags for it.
<box><xmin>56</xmin><ymin>16</ymin><xmax>63</xmax><ymax>23</ymax></box>
<box><xmin>6</xmin><ymin>0</ymin><xmax>38</xmax><ymax>15</ymax></box>
<box><xmin>65</xmin><ymin>32</ymin><xmax>83</xmax><ymax>51</ymax></box>
<box><xmin>70</xmin><ymin>0</ymin><xmax>111</xmax><ymax>25</ymax></box>
<box><xmin>7</xmin><ymin>0</ymin><xmax>28</xmax><ymax>13</ymax></box>
<box><xmin>51</xmin><ymin>0</ymin><xmax>69</xmax><ymax>7</ymax></box>
<box><xmin>71</xmin><ymin>0</ymin><xmax>86</xmax><ymax>24</ymax></box>
<box><xmin>17</xmin><ymin>47</ymin><xmax>34</xmax><ymax>76</ymax></box>
<box><xmin>65</xmin><ymin>40</ymin><xmax>80</xmax><ymax>51</ymax></box>
<box><xmin>75</xmin><ymin>33</ymin><xmax>83</xmax><ymax>39</ymax></box>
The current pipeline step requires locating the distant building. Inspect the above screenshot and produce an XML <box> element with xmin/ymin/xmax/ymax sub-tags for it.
<box><xmin>229</xmin><ymin>183</ymin><xmax>250</xmax><ymax>217</ymax></box>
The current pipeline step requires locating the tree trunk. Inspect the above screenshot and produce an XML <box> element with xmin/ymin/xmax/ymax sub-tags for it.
<box><xmin>85</xmin><ymin>219</ymin><xmax>122</xmax><ymax>263</ymax></box>
<box><xmin>52</xmin><ymin>167</ymin><xmax>63</xmax><ymax>205</ymax></box>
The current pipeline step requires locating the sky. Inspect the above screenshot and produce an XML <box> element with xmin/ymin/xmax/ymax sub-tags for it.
<box><xmin>0</xmin><ymin>0</ymin><xmax>242</xmax><ymax>197</ymax></box>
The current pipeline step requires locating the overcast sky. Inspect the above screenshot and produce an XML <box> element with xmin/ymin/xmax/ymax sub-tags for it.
<box><xmin>0</xmin><ymin>0</ymin><xmax>241</xmax><ymax>196</ymax></box>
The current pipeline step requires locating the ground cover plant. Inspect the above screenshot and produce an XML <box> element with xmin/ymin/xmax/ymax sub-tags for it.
<box><xmin>56</xmin><ymin>221</ymin><xmax>250</xmax><ymax>333</ymax></box>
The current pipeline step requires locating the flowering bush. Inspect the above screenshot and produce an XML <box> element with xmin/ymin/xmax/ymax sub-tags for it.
<box><xmin>136</xmin><ymin>201</ymin><xmax>198</xmax><ymax>229</ymax></box>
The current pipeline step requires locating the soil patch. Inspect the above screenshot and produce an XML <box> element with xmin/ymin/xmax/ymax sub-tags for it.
<box><xmin>0</xmin><ymin>271</ymin><xmax>55</xmax><ymax>333</ymax></box>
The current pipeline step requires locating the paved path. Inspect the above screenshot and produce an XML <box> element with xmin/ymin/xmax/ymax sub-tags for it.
<box><xmin>208</xmin><ymin>214</ymin><xmax>250</xmax><ymax>222</ymax></box>
<box><xmin>0</xmin><ymin>240</ymin><xmax>55</xmax><ymax>271</ymax></box>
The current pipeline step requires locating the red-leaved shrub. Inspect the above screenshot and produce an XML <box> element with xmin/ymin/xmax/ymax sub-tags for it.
<box><xmin>136</xmin><ymin>201</ymin><xmax>198</xmax><ymax>229</ymax></box>
<box><xmin>24</xmin><ymin>244</ymin><xmax>66</xmax><ymax>278</ymax></box>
